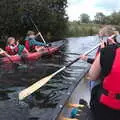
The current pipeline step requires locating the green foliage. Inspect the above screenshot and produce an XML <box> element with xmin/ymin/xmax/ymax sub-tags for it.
<box><xmin>94</xmin><ymin>11</ymin><xmax>120</xmax><ymax>25</ymax></box>
<box><xmin>0</xmin><ymin>0</ymin><xmax>68</xmax><ymax>41</ymax></box>
<box><xmin>67</xmin><ymin>11</ymin><xmax>120</xmax><ymax>37</ymax></box>
<box><xmin>79</xmin><ymin>13</ymin><xmax>90</xmax><ymax>23</ymax></box>
<box><xmin>66</xmin><ymin>21</ymin><xmax>100</xmax><ymax>37</ymax></box>
<box><xmin>94</xmin><ymin>12</ymin><xmax>106</xmax><ymax>24</ymax></box>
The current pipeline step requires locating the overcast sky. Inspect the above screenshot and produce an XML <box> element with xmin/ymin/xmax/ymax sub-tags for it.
<box><xmin>66</xmin><ymin>0</ymin><xmax>120</xmax><ymax>21</ymax></box>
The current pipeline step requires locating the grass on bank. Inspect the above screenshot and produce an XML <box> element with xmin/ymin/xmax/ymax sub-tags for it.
<box><xmin>65</xmin><ymin>22</ymin><xmax>101</xmax><ymax>37</ymax></box>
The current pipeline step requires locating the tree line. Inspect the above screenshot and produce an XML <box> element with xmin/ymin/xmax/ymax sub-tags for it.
<box><xmin>79</xmin><ymin>11</ymin><xmax>120</xmax><ymax>25</ymax></box>
<box><xmin>0</xmin><ymin>0</ymin><xmax>68</xmax><ymax>42</ymax></box>
<box><xmin>0</xmin><ymin>0</ymin><xmax>120</xmax><ymax>42</ymax></box>
<box><xmin>66</xmin><ymin>11</ymin><xmax>120</xmax><ymax>37</ymax></box>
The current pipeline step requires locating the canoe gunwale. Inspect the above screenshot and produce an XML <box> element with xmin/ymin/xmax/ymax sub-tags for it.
<box><xmin>51</xmin><ymin>66</ymin><xmax>90</xmax><ymax>120</ymax></box>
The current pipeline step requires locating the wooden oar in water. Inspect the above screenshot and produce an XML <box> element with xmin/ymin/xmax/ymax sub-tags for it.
<box><xmin>19</xmin><ymin>43</ymin><xmax>100</xmax><ymax>100</ymax></box>
<box><xmin>61</xmin><ymin>117</ymin><xmax>78</xmax><ymax>120</ymax></box>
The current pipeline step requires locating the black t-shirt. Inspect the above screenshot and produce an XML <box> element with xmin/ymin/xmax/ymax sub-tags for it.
<box><xmin>100</xmin><ymin>44</ymin><xmax>120</xmax><ymax>78</ymax></box>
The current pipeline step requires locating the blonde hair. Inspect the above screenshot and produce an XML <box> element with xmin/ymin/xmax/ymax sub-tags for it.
<box><xmin>99</xmin><ymin>25</ymin><xmax>117</xmax><ymax>36</ymax></box>
<box><xmin>27</xmin><ymin>30</ymin><xmax>35</xmax><ymax>36</ymax></box>
<box><xmin>7</xmin><ymin>37</ymin><xmax>15</xmax><ymax>44</ymax></box>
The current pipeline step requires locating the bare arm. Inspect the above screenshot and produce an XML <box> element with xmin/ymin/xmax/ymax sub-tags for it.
<box><xmin>87</xmin><ymin>53</ymin><xmax>101</xmax><ymax>80</ymax></box>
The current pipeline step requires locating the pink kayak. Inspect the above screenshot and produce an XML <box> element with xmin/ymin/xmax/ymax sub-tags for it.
<box><xmin>0</xmin><ymin>46</ymin><xmax>59</xmax><ymax>64</ymax></box>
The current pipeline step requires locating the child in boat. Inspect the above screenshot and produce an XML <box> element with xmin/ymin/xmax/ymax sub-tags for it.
<box><xmin>5</xmin><ymin>37</ymin><xmax>29</xmax><ymax>55</ymax></box>
<box><xmin>25</xmin><ymin>31</ymin><xmax>46</xmax><ymax>52</ymax></box>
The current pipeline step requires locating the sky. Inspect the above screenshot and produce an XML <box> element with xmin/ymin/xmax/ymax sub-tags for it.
<box><xmin>66</xmin><ymin>0</ymin><xmax>120</xmax><ymax>21</ymax></box>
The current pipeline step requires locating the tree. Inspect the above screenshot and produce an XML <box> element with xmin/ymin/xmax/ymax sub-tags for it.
<box><xmin>110</xmin><ymin>12</ymin><xmax>120</xmax><ymax>25</ymax></box>
<box><xmin>0</xmin><ymin>0</ymin><xmax>68</xmax><ymax>41</ymax></box>
<box><xmin>79</xmin><ymin>13</ymin><xmax>90</xmax><ymax>23</ymax></box>
<box><xmin>94</xmin><ymin>12</ymin><xmax>105</xmax><ymax>24</ymax></box>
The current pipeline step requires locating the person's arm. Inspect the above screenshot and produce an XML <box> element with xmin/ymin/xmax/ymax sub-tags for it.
<box><xmin>0</xmin><ymin>49</ymin><xmax>5</xmax><ymax>54</ymax></box>
<box><xmin>80</xmin><ymin>55</ymin><xmax>94</xmax><ymax>64</ymax></box>
<box><xmin>0</xmin><ymin>48</ymin><xmax>10</xmax><ymax>57</ymax></box>
<box><xmin>31</xmin><ymin>39</ymin><xmax>46</xmax><ymax>46</ymax></box>
<box><xmin>87</xmin><ymin>53</ymin><xmax>101</xmax><ymax>80</ymax></box>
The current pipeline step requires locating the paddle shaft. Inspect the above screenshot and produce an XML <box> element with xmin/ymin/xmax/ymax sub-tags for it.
<box><xmin>28</xmin><ymin>15</ymin><xmax>51</xmax><ymax>54</ymax></box>
<box><xmin>66</xmin><ymin>43</ymin><xmax>100</xmax><ymax>68</ymax></box>
<box><xmin>46</xmin><ymin>43</ymin><xmax>100</xmax><ymax>77</ymax></box>
<box><xmin>19</xmin><ymin>43</ymin><xmax>100</xmax><ymax>100</ymax></box>
<box><xmin>29</xmin><ymin>16</ymin><xmax>47</xmax><ymax>44</ymax></box>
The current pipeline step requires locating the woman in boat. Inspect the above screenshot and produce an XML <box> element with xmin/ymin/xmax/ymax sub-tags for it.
<box><xmin>88</xmin><ymin>27</ymin><xmax>120</xmax><ymax>120</ymax></box>
<box><xmin>5</xmin><ymin>37</ymin><xmax>29</xmax><ymax>55</ymax></box>
<box><xmin>80</xmin><ymin>30</ymin><xmax>119</xmax><ymax>90</ymax></box>
<box><xmin>25</xmin><ymin>31</ymin><xmax>46</xmax><ymax>52</ymax></box>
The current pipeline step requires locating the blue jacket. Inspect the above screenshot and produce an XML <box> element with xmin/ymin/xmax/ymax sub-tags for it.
<box><xmin>25</xmin><ymin>37</ymin><xmax>46</xmax><ymax>46</ymax></box>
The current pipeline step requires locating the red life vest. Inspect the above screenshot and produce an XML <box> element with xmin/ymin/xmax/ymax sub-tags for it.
<box><xmin>25</xmin><ymin>40</ymin><xmax>35</xmax><ymax>52</ymax></box>
<box><xmin>100</xmin><ymin>48</ymin><xmax>120</xmax><ymax>110</ymax></box>
<box><xmin>5</xmin><ymin>45</ymin><xmax>18</xmax><ymax>55</ymax></box>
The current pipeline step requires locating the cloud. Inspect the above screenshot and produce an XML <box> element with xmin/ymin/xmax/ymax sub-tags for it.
<box><xmin>66</xmin><ymin>0</ymin><xmax>120</xmax><ymax>21</ymax></box>
<box><xmin>95</xmin><ymin>0</ymin><xmax>120</xmax><ymax>10</ymax></box>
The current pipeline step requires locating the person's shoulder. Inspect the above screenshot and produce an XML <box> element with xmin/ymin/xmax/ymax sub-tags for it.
<box><xmin>101</xmin><ymin>44</ymin><xmax>119</xmax><ymax>55</ymax></box>
<box><xmin>102</xmin><ymin>44</ymin><xmax>117</xmax><ymax>50</ymax></box>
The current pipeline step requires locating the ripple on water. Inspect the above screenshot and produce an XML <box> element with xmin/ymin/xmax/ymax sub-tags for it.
<box><xmin>0</xmin><ymin>36</ymin><xmax>99</xmax><ymax>120</ymax></box>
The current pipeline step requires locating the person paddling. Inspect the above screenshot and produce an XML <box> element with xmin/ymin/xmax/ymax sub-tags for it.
<box><xmin>25</xmin><ymin>31</ymin><xmax>46</xmax><ymax>52</ymax></box>
<box><xmin>80</xmin><ymin>28</ymin><xmax>119</xmax><ymax>90</ymax></box>
<box><xmin>5</xmin><ymin>37</ymin><xmax>29</xmax><ymax>56</ymax></box>
<box><xmin>88</xmin><ymin>26</ymin><xmax>120</xmax><ymax>120</ymax></box>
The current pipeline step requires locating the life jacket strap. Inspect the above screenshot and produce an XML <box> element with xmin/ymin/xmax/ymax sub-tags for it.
<box><xmin>101</xmin><ymin>88</ymin><xmax>120</xmax><ymax>100</ymax></box>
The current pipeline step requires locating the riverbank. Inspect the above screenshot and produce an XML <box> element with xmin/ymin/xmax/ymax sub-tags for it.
<box><xmin>65</xmin><ymin>22</ymin><xmax>100</xmax><ymax>37</ymax></box>
<box><xmin>65</xmin><ymin>22</ymin><xmax>120</xmax><ymax>37</ymax></box>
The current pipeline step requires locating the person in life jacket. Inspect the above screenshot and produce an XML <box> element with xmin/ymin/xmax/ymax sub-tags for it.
<box><xmin>88</xmin><ymin>26</ymin><xmax>120</xmax><ymax>120</ymax></box>
<box><xmin>5</xmin><ymin>37</ymin><xmax>29</xmax><ymax>55</ymax></box>
<box><xmin>79</xmin><ymin>29</ymin><xmax>119</xmax><ymax>90</ymax></box>
<box><xmin>25</xmin><ymin>31</ymin><xmax>46</xmax><ymax>52</ymax></box>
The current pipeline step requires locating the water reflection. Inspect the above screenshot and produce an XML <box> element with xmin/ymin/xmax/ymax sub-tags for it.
<box><xmin>0</xmin><ymin>36</ymin><xmax>99</xmax><ymax>120</ymax></box>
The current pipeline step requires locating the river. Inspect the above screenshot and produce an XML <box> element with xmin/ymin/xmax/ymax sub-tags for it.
<box><xmin>0</xmin><ymin>36</ymin><xmax>99</xmax><ymax>120</ymax></box>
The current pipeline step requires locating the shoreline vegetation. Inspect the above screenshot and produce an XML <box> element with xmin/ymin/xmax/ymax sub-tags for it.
<box><xmin>0</xmin><ymin>0</ymin><xmax>120</xmax><ymax>45</ymax></box>
<box><xmin>66</xmin><ymin>22</ymin><xmax>120</xmax><ymax>38</ymax></box>
<box><xmin>66</xmin><ymin>22</ymin><xmax>100</xmax><ymax>37</ymax></box>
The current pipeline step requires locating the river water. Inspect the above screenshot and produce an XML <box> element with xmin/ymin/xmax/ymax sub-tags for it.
<box><xmin>0</xmin><ymin>36</ymin><xmax>99</xmax><ymax>120</ymax></box>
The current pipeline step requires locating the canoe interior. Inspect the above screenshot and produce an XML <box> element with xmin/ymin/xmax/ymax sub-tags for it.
<box><xmin>51</xmin><ymin>67</ymin><xmax>90</xmax><ymax>120</ymax></box>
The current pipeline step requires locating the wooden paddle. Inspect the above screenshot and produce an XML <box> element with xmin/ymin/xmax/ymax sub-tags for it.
<box><xmin>19</xmin><ymin>43</ymin><xmax>100</xmax><ymax>100</ymax></box>
<box><xmin>61</xmin><ymin>117</ymin><xmax>78</xmax><ymax>120</ymax></box>
<box><xmin>28</xmin><ymin>14</ymin><xmax>47</xmax><ymax>44</ymax></box>
<box><xmin>27</xmin><ymin>13</ymin><xmax>52</xmax><ymax>54</ymax></box>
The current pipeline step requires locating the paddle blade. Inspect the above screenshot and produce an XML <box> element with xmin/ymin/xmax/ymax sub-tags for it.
<box><xmin>60</xmin><ymin>117</ymin><xmax>78</xmax><ymax>120</ymax></box>
<box><xmin>19</xmin><ymin>66</ymin><xmax>66</xmax><ymax>100</ymax></box>
<box><xmin>19</xmin><ymin>74</ymin><xmax>53</xmax><ymax>100</ymax></box>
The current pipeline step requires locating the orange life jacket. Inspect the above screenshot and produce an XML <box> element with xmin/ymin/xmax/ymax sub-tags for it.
<box><xmin>100</xmin><ymin>48</ymin><xmax>120</xmax><ymax>109</ymax></box>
